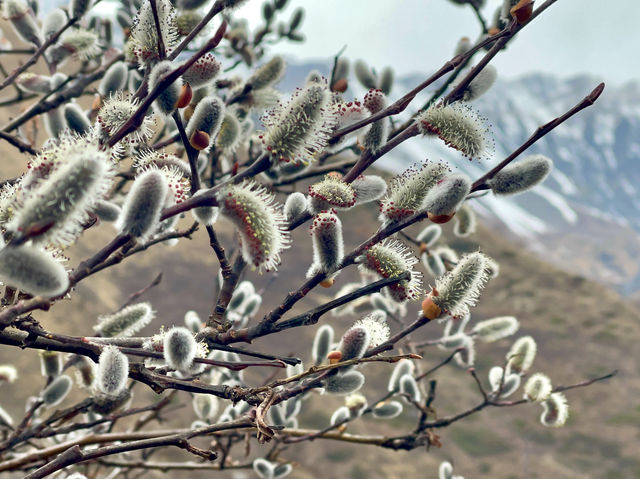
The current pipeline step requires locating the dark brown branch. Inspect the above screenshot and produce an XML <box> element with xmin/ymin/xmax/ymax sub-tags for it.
<box><xmin>0</xmin><ymin>129</ymin><xmax>36</xmax><ymax>154</ymax></box>
<box><xmin>168</xmin><ymin>0</ymin><xmax>226</xmax><ymax>61</ymax></box>
<box><xmin>21</xmin><ymin>418</ymin><xmax>251</xmax><ymax>478</ymax></box>
<box><xmin>107</xmin><ymin>22</ymin><xmax>227</xmax><ymax>147</ymax></box>
<box><xmin>471</xmin><ymin>82</ymin><xmax>605</xmax><ymax>191</ymax></box>
<box><xmin>149</xmin><ymin>0</ymin><xmax>167</xmax><ymax>60</ymax></box>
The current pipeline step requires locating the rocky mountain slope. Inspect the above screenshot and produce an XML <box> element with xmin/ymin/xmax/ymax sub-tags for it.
<box><xmin>283</xmin><ymin>61</ymin><xmax>640</xmax><ymax>296</ymax></box>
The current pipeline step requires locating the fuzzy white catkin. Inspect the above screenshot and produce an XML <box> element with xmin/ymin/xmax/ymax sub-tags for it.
<box><xmin>16</xmin><ymin>73</ymin><xmax>51</xmax><ymax>94</ymax></box>
<box><xmin>263</xmin><ymin>84</ymin><xmax>336</xmax><ymax>165</ymax></box>
<box><xmin>9</xmin><ymin>152</ymin><xmax>111</xmax><ymax>247</ymax></box>
<box><xmin>312</xmin><ymin>324</ymin><xmax>334</xmax><ymax>364</ymax></box>
<box><xmin>193</xmin><ymin>393</ymin><xmax>218</xmax><ymax>420</ymax></box>
<box><xmin>372</xmin><ymin>400</ymin><xmax>403</xmax><ymax>419</ymax></box>
<box><xmin>284</xmin><ymin>192</ymin><xmax>308</xmax><ymax>224</ymax></box>
<box><xmin>324</xmin><ymin>370</ymin><xmax>365</xmax><ymax>395</ymax></box>
<box><xmin>379</xmin><ymin>161</ymin><xmax>448</xmax><ymax>224</ymax></box>
<box><xmin>39</xmin><ymin>351</ymin><xmax>62</xmax><ymax>378</ymax></box>
<box><xmin>423</xmin><ymin>174</ymin><xmax>471</xmax><ymax>216</ymax></box>
<box><xmin>247</xmin><ymin>56</ymin><xmax>285</xmax><ymax>90</ymax></box>
<box><xmin>439</xmin><ymin>461</ymin><xmax>453</xmax><ymax>479</ymax></box>
<box><xmin>44</xmin><ymin>108</ymin><xmax>65</xmax><ymax>138</ymax></box>
<box><xmin>242</xmin><ymin>293</ymin><xmax>262</xmax><ymax>317</ymax></box>
<box><xmin>433</xmin><ymin>252</ymin><xmax>490</xmax><ymax>318</ymax></box>
<box><xmin>488</xmin><ymin>366</ymin><xmax>521</xmax><ymax>398</ymax></box>
<box><xmin>149</xmin><ymin>61</ymin><xmax>182</xmax><ymax>116</ymax></box>
<box><xmin>93</xmin><ymin>200</ymin><xmax>121</xmax><ymax>223</ymax></box>
<box><xmin>273</xmin><ymin>463</ymin><xmax>292</xmax><ymax>479</ymax></box>
<box><xmin>417</xmin><ymin>102</ymin><xmax>491</xmax><ymax>159</ymax></box>
<box><xmin>353</xmin><ymin>311</ymin><xmax>390</xmax><ymax>348</ymax></box>
<box><xmin>423</xmin><ymin>252</ymin><xmax>446</xmax><ymax>277</ymax></box>
<box><xmin>379</xmin><ymin>66</ymin><xmax>394</xmax><ymax>95</ymax></box>
<box><xmin>96</xmin><ymin>346</ymin><xmax>129</xmax><ymax>396</ymax></box>
<box><xmin>98</xmin><ymin>61</ymin><xmax>128</xmax><ymax>97</ymax></box>
<box><xmin>118</xmin><ymin>169</ymin><xmax>168</xmax><ymax>240</ymax></box>
<box><xmin>338</xmin><ymin>326</ymin><xmax>370</xmax><ymax>362</ymax></box>
<box><xmin>472</xmin><ymin>316</ymin><xmax>519</xmax><ymax>342</ymax></box>
<box><xmin>252</xmin><ymin>458</ymin><xmax>274</xmax><ymax>479</ymax></box>
<box><xmin>416</xmin><ymin>224</ymin><xmax>442</xmax><ymax>246</ymax></box>
<box><xmin>42</xmin><ymin>9</ymin><xmax>66</xmax><ymax>39</ymax></box>
<box><xmin>307</xmin><ymin>210</ymin><xmax>344</xmax><ymax>277</ymax></box>
<box><xmin>185</xmin><ymin>95</ymin><xmax>225</xmax><ymax>141</ymax></box>
<box><xmin>3</xmin><ymin>0</ymin><xmax>43</xmax><ymax>45</ymax></box>
<box><xmin>507</xmin><ymin>335</ymin><xmax>537</xmax><ymax>373</ymax></box>
<box><xmin>216</xmin><ymin>181</ymin><xmax>290</xmax><ymax>271</ymax></box>
<box><xmin>540</xmin><ymin>392</ymin><xmax>569</xmax><ymax>427</ymax></box>
<box><xmin>0</xmin><ymin>365</ymin><xmax>18</xmax><ymax>384</ymax></box>
<box><xmin>217</xmin><ymin>113</ymin><xmax>241</xmax><ymax>152</ymax></box>
<box><xmin>488</xmin><ymin>155</ymin><xmax>553</xmax><ymax>195</ymax></box>
<box><xmin>182</xmin><ymin>53</ymin><xmax>221</xmax><ymax>89</ymax></box>
<box><xmin>228</xmin><ymin>281</ymin><xmax>254</xmax><ymax>310</ymax></box>
<box><xmin>453</xmin><ymin>203</ymin><xmax>476</xmax><ymax>237</ymax></box>
<box><xmin>388</xmin><ymin>359</ymin><xmax>415</xmax><ymax>392</ymax></box>
<box><xmin>308</xmin><ymin>176</ymin><xmax>356</xmax><ymax>212</ymax></box>
<box><xmin>354</xmin><ymin>59</ymin><xmax>377</xmax><ymax>90</ymax></box>
<box><xmin>454</xmin><ymin>337</ymin><xmax>476</xmax><ymax>367</ymax></box>
<box><xmin>461</xmin><ymin>64</ymin><xmax>497</xmax><ymax>101</ymax></box>
<box><xmin>41</xmin><ymin>374</ymin><xmax>72</xmax><ymax>406</ymax></box>
<box><xmin>439</xmin><ymin>333</ymin><xmax>469</xmax><ymax>349</ymax></box>
<box><xmin>499</xmin><ymin>374</ymin><xmax>520</xmax><ymax>398</ymax></box>
<box><xmin>95</xmin><ymin>302</ymin><xmax>154</xmax><ymax>338</ymax></box>
<box><xmin>0</xmin><ymin>245</ymin><xmax>69</xmax><ymax>297</ymax></box>
<box><xmin>163</xmin><ymin>327</ymin><xmax>197</xmax><ymax>371</ymax></box>
<box><xmin>191</xmin><ymin>189</ymin><xmax>219</xmax><ymax>225</ymax></box>
<box><xmin>330</xmin><ymin>406</ymin><xmax>351</xmax><ymax>425</ymax></box>
<box><xmin>63</xmin><ymin>103</ymin><xmax>91</xmax><ymax>134</ymax></box>
<box><xmin>351</xmin><ymin>175</ymin><xmax>387</xmax><ymax>204</ymax></box>
<box><xmin>184</xmin><ymin>310</ymin><xmax>202</xmax><ymax>333</ymax></box>
<box><xmin>399</xmin><ymin>374</ymin><xmax>421</xmax><ymax>402</ymax></box>
<box><xmin>524</xmin><ymin>373</ymin><xmax>553</xmax><ymax>402</ymax></box>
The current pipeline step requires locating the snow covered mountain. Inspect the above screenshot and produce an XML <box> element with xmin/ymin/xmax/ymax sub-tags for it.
<box><xmin>280</xmin><ymin>61</ymin><xmax>640</xmax><ymax>294</ymax></box>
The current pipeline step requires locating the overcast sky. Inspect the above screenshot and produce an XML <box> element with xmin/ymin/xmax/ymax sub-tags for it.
<box><xmin>234</xmin><ymin>0</ymin><xmax>639</xmax><ymax>85</ymax></box>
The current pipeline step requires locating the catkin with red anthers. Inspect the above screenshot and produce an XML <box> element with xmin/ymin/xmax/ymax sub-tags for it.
<box><xmin>307</xmin><ymin>209</ymin><xmax>344</xmax><ymax>278</ymax></box>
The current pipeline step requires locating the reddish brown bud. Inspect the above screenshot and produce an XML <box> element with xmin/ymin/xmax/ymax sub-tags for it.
<box><xmin>421</xmin><ymin>296</ymin><xmax>442</xmax><ymax>320</ymax></box>
<box><xmin>327</xmin><ymin>350</ymin><xmax>342</xmax><ymax>364</ymax></box>
<box><xmin>488</xmin><ymin>27</ymin><xmax>501</xmax><ymax>36</ymax></box>
<box><xmin>428</xmin><ymin>212</ymin><xmax>455</xmax><ymax>224</ymax></box>
<box><xmin>320</xmin><ymin>277</ymin><xmax>335</xmax><ymax>288</ymax></box>
<box><xmin>175</xmin><ymin>83</ymin><xmax>193</xmax><ymax>109</ymax></box>
<box><xmin>326</xmin><ymin>171</ymin><xmax>343</xmax><ymax>180</ymax></box>
<box><xmin>331</xmin><ymin>78</ymin><xmax>348</xmax><ymax>93</ymax></box>
<box><xmin>190</xmin><ymin>130</ymin><xmax>210</xmax><ymax>150</ymax></box>
<box><xmin>511</xmin><ymin>0</ymin><xmax>534</xmax><ymax>24</ymax></box>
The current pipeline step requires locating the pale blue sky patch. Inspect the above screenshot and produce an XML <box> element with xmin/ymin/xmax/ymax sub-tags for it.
<box><xmin>234</xmin><ymin>0</ymin><xmax>639</xmax><ymax>85</ymax></box>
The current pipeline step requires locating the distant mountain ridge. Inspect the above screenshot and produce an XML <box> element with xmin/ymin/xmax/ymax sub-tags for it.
<box><xmin>279</xmin><ymin>60</ymin><xmax>640</xmax><ymax>295</ymax></box>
